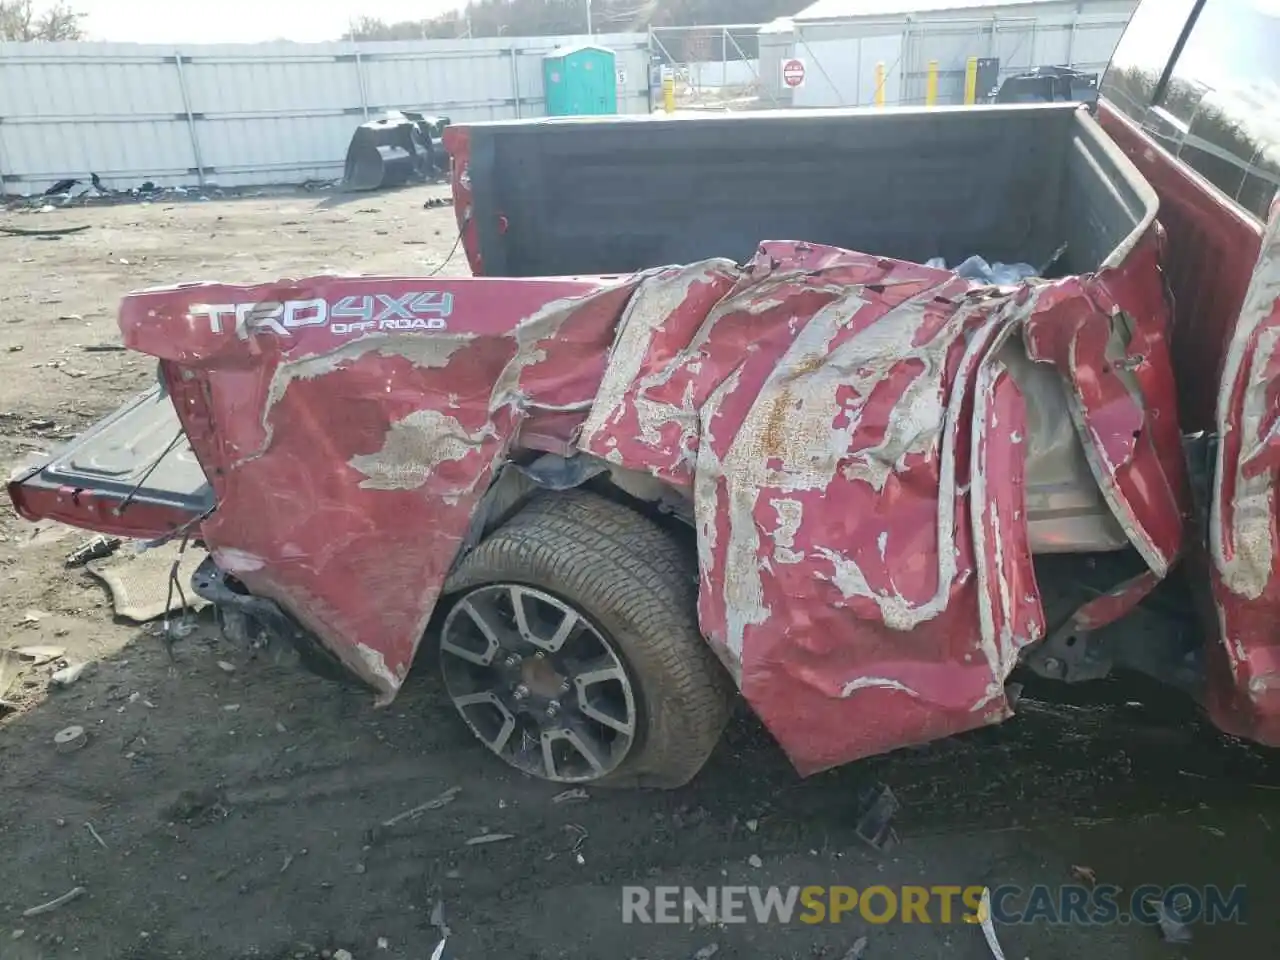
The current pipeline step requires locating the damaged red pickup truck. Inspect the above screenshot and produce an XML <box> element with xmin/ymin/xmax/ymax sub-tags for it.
<box><xmin>10</xmin><ymin>0</ymin><xmax>1280</xmax><ymax>787</ymax></box>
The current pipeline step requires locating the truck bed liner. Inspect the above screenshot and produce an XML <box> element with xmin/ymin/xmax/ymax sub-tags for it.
<box><xmin>450</xmin><ymin>103</ymin><xmax>1154</xmax><ymax>279</ymax></box>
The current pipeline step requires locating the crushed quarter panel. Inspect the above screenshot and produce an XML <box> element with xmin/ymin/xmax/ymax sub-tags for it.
<box><xmin>113</xmin><ymin>237</ymin><xmax>1189</xmax><ymax>768</ymax></box>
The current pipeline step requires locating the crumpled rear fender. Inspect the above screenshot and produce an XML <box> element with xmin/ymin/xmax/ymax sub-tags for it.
<box><xmin>120</xmin><ymin>236</ymin><xmax>1187</xmax><ymax>772</ymax></box>
<box><xmin>580</xmin><ymin>239</ymin><xmax>1186</xmax><ymax>773</ymax></box>
<box><xmin>123</xmin><ymin>274</ymin><xmax>641</xmax><ymax>698</ymax></box>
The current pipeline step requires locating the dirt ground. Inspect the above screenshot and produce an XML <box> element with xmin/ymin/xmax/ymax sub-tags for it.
<box><xmin>2</xmin><ymin>186</ymin><xmax>1279</xmax><ymax>960</ymax></box>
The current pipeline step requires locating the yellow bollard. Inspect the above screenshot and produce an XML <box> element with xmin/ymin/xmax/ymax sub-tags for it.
<box><xmin>874</xmin><ymin>62</ymin><xmax>886</xmax><ymax>107</ymax></box>
<box><xmin>926</xmin><ymin>60</ymin><xmax>939</xmax><ymax>107</ymax></box>
<box><xmin>964</xmin><ymin>56</ymin><xmax>978</xmax><ymax>105</ymax></box>
<box><xmin>662</xmin><ymin>71</ymin><xmax>676</xmax><ymax>114</ymax></box>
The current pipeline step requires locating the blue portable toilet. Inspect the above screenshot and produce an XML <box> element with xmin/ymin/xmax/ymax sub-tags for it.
<box><xmin>543</xmin><ymin>44</ymin><xmax>618</xmax><ymax>116</ymax></box>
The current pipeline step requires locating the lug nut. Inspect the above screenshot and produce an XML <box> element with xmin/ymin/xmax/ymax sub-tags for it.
<box><xmin>546</xmin><ymin>700</ymin><xmax>560</xmax><ymax>718</ymax></box>
<box><xmin>512</xmin><ymin>684</ymin><xmax>530</xmax><ymax>701</ymax></box>
<box><xmin>504</xmin><ymin>654</ymin><xmax>522</xmax><ymax>668</ymax></box>
<box><xmin>559</xmin><ymin>678</ymin><xmax>572</xmax><ymax>694</ymax></box>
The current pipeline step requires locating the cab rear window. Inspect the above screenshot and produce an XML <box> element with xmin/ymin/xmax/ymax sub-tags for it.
<box><xmin>1102</xmin><ymin>0</ymin><xmax>1280</xmax><ymax>222</ymax></box>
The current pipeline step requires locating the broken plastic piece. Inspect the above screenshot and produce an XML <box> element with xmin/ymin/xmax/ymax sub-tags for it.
<box><xmin>979</xmin><ymin>888</ymin><xmax>1007</xmax><ymax>960</ymax></box>
<box><xmin>21</xmin><ymin>886</ymin><xmax>86</xmax><ymax>917</ymax></box>
<box><xmin>854</xmin><ymin>783</ymin><xmax>899</xmax><ymax>851</ymax></box>
<box><xmin>49</xmin><ymin>662</ymin><xmax>92</xmax><ymax>688</ymax></box>
<box><xmin>1149</xmin><ymin>897</ymin><xmax>1194</xmax><ymax>943</ymax></box>
<box><xmin>952</xmin><ymin>255</ymin><xmax>1040</xmax><ymax>286</ymax></box>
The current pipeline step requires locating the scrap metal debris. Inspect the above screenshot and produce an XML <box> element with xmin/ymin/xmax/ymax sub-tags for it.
<box><xmin>979</xmin><ymin>888</ymin><xmax>1007</xmax><ymax>960</ymax></box>
<box><xmin>429</xmin><ymin>899</ymin><xmax>451</xmax><ymax>960</ymax></box>
<box><xmin>382</xmin><ymin>785</ymin><xmax>461</xmax><ymax>826</ymax></box>
<box><xmin>13</xmin><ymin>645</ymin><xmax>64</xmax><ymax>666</ymax></box>
<box><xmin>564</xmin><ymin>823</ymin><xmax>589</xmax><ymax>864</ymax></box>
<box><xmin>551</xmin><ymin>787</ymin><xmax>590</xmax><ymax>804</ymax></box>
<box><xmin>66</xmin><ymin>535</ymin><xmax>122</xmax><ymax>568</ymax></box>
<box><xmin>693</xmin><ymin>945</ymin><xmax>719</xmax><ymax>960</ymax></box>
<box><xmin>84</xmin><ymin>821</ymin><xmax>107</xmax><ymax>849</ymax></box>
<box><xmin>21</xmin><ymin>886</ymin><xmax>86</xmax><ymax>917</ymax></box>
<box><xmin>0</xmin><ymin>224</ymin><xmax>91</xmax><ymax>238</ymax></box>
<box><xmin>854</xmin><ymin>784</ymin><xmax>899</xmax><ymax>852</ymax></box>
<box><xmin>1070</xmin><ymin>864</ymin><xmax>1097</xmax><ymax>885</ymax></box>
<box><xmin>1148</xmin><ymin>897</ymin><xmax>1194</xmax><ymax>943</ymax></box>
<box><xmin>842</xmin><ymin>937</ymin><xmax>869</xmax><ymax>960</ymax></box>
<box><xmin>464</xmin><ymin>832</ymin><xmax>515</xmax><ymax>846</ymax></box>
<box><xmin>0</xmin><ymin>649</ymin><xmax>26</xmax><ymax>711</ymax></box>
<box><xmin>343</xmin><ymin>111</ymin><xmax>451</xmax><ymax>192</ymax></box>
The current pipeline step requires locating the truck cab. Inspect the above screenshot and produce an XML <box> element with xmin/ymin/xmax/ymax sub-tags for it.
<box><xmin>1097</xmin><ymin>0</ymin><xmax>1280</xmax><ymax>744</ymax></box>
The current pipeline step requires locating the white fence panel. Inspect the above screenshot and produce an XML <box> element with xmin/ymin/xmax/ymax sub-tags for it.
<box><xmin>793</xmin><ymin>35</ymin><xmax>902</xmax><ymax>108</ymax></box>
<box><xmin>0</xmin><ymin>33</ymin><xmax>652</xmax><ymax>194</ymax></box>
<box><xmin>761</xmin><ymin>8</ymin><xmax>1132</xmax><ymax>107</ymax></box>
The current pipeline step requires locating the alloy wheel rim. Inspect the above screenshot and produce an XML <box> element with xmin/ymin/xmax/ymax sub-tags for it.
<box><xmin>440</xmin><ymin>584</ymin><xmax>638</xmax><ymax>782</ymax></box>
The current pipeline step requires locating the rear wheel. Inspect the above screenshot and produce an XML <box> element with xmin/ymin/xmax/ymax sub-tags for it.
<box><xmin>440</xmin><ymin>491</ymin><xmax>731</xmax><ymax>788</ymax></box>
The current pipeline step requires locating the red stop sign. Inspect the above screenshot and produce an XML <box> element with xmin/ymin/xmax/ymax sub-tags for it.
<box><xmin>782</xmin><ymin>58</ymin><xmax>806</xmax><ymax>88</ymax></box>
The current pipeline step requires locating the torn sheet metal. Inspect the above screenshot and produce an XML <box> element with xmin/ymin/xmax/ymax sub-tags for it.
<box><xmin>114</xmin><ymin>240</ymin><xmax>1187</xmax><ymax>771</ymax></box>
<box><xmin>1211</xmin><ymin>198</ymin><xmax>1280</xmax><ymax>745</ymax></box>
<box><xmin>580</xmin><ymin>240</ymin><xmax>1184</xmax><ymax>772</ymax></box>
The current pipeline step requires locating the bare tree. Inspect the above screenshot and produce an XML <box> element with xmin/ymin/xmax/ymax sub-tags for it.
<box><xmin>0</xmin><ymin>0</ymin><xmax>85</xmax><ymax>41</ymax></box>
<box><xmin>338</xmin><ymin>0</ymin><xmax>807</xmax><ymax>42</ymax></box>
<box><xmin>342</xmin><ymin>15</ymin><xmax>438</xmax><ymax>42</ymax></box>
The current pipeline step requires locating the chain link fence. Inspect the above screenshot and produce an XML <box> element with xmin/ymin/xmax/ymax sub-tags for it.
<box><xmin>648</xmin><ymin>9</ymin><xmax>1131</xmax><ymax>113</ymax></box>
<box><xmin>648</xmin><ymin>24</ymin><xmax>781</xmax><ymax>111</ymax></box>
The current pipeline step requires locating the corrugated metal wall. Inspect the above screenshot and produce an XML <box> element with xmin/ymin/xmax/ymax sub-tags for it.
<box><xmin>0</xmin><ymin>33</ymin><xmax>652</xmax><ymax>194</ymax></box>
<box><xmin>759</xmin><ymin>0</ymin><xmax>1135</xmax><ymax>107</ymax></box>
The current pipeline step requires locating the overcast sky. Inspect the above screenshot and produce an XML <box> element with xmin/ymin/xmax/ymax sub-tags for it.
<box><xmin>75</xmin><ymin>0</ymin><xmax>465</xmax><ymax>44</ymax></box>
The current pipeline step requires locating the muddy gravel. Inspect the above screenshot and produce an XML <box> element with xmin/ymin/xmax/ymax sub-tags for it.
<box><xmin>2</xmin><ymin>187</ymin><xmax>1279</xmax><ymax>960</ymax></box>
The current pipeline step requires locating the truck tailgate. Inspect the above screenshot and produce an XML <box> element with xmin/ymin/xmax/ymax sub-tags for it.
<box><xmin>8</xmin><ymin>384</ymin><xmax>213</xmax><ymax>540</ymax></box>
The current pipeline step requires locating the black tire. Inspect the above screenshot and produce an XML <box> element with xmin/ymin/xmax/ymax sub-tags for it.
<box><xmin>442</xmin><ymin>490</ymin><xmax>733</xmax><ymax>788</ymax></box>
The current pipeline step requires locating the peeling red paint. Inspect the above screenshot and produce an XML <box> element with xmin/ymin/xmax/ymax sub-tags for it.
<box><xmin>1021</xmin><ymin>233</ymin><xmax>1186</xmax><ymax>577</ymax></box>
<box><xmin>62</xmin><ymin>236</ymin><xmax>1182</xmax><ymax>773</ymax></box>
<box><xmin>1210</xmin><ymin>199</ymin><xmax>1280</xmax><ymax>744</ymax></box>
<box><xmin>581</xmin><ymin>241</ymin><xmax>1184</xmax><ymax>772</ymax></box>
<box><xmin>1066</xmin><ymin>570</ymin><xmax>1163</xmax><ymax>634</ymax></box>
<box><xmin>134</xmin><ymin>275</ymin><xmax>640</xmax><ymax>698</ymax></box>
